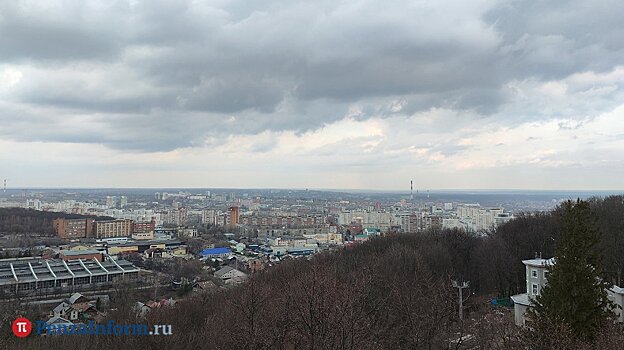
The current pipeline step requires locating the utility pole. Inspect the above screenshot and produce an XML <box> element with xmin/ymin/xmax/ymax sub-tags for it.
<box><xmin>452</xmin><ymin>280</ymin><xmax>470</xmax><ymax>321</ymax></box>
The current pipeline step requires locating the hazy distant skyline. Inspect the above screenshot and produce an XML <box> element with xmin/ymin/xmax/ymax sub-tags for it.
<box><xmin>1</xmin><ymin>0</ymin><xmax>623</xmax><ymax>190</ymax></box>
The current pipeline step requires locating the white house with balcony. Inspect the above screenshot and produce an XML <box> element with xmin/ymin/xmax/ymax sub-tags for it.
<box><xmin>511</xmin><ymin>257</ymin><xmax>624</xmax><ymax>326</ymax></box>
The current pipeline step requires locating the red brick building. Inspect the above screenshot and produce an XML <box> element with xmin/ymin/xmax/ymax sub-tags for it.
<box><xmin>53</xmin><ymin>218</ymin><xmax>94</xmax><ymax>239</ymax></box>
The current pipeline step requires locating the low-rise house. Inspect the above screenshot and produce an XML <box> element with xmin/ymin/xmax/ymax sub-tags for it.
<box><xmin>134</xmin><ymin>298</ymin><xmax>177</xmax><ymax>318</ymax></box>
<box><xmin>146</xmin><ymin>297</ymin><xmax>176</xmax><ymax>309</ymax></box>
<box><xmin>49</xmin><ymin>293</ymin><xmax>98</xmax><ymax>321</ymax></box>
<box><xmin>232</xmin><ymin>242</ymin><xmax>246</xmax><ymax>253</ymax></box>
<box><xmin>511</xmin><ymin>257</ymin><xmax>624</xmax><ymax>326</ymax></box>
<box><xmin>271</xmin><ymin>246</ymin><xmax>288</xmax><ymax>256</ymax></box>
<box><xmin>214</xmin><ymin>266</ymin><xmax>247</xmax><ymax>284</ymax></box>
<box><xmin>511</xmin><ymin>258</ymin><xmax>553</xmax><ymax>326</ymax></box>
<box><xmin>607</xmin><ymin>286</ymin><xmax>624</xmax><ymax>322</ymax></box>
<box><xmin>68</xmin><ymin>293</ymin><xmax>91</xmax><ymax>310</ymax></box>
<box><xmin>179</xmin><ymin>227</ymin><xmax>198</xmax><ymax>238</ymax></box>
<box><xmin>364</xmin><ymin>227</ymin><xmax>381</xmax><ymax>236</ymax></box>
<box><xmin>44</xmin><ymin>316</ymin><xmax>74</xmax><ymax>334</ymax></box>
<box><xmin>134</xmin><ymin>302</ymin><xmax>151</xmax><ymax>318</ymax></box>
<box><xmin>195</xmin><ymin>280</ymin><xmax>217</xmax><ymax>291</ymax></box>
<box><xmin>353</xmin><ymin>234</ymin><xmax>369</xmax><ymax>242</ymax></box>
<box><xmin>143</xmin><ymin>248</ymin><xmax>165</xmax><ymax>259</ymax></box>
<box><xmin>246</xmin><ymin>257</ymin><xmax>267</xmax><ymax>272</ymax></box>
<box><xmin>169</xmin><ymin>245</ymin><xmax>188</xmax><ymax>256</ymax></box>
<box><xmin>51</xmin><ymin>302</ymin><xmax>78</xmax><ymax>321</ymax></box>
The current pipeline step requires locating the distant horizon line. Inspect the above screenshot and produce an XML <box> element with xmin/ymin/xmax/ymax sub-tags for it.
<box><xmin>1</xmin><ymin>187</ymin><xmax>623</xmax><ymax>195</ymax></box>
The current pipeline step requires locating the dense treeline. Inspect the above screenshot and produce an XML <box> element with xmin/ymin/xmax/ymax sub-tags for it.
<box><xmin>2</xmin><ymin>195</ymin><xmax>623</xmax><ymax>349</ymax></box>
<box><xmin>0</xmin><ymin>208</ymin><xmax>113</xmax><ymax>236</ymax></box>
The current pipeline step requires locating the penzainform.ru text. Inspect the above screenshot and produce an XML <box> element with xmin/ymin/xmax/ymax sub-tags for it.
<box><xmin>12</xmin><ymin>317</ymin><xmax>172</xmax><ymax>337</ymax></box>
<box><xmin>41</xmin><ymin>320</ymin><xmax>172</xmax><ymax>336</ymax></box>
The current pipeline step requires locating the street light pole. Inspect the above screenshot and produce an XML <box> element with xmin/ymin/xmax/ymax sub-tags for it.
<box><xmin>452</xmin><ymin>280</ymin><xmax>470</xmax><ymax>321</ymax></box>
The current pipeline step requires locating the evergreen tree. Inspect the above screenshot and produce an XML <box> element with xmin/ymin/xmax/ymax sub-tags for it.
<box><xmin>530</xmin><ymin>199</ymin><xmax>614</xmax><ymax>341</ymax></box>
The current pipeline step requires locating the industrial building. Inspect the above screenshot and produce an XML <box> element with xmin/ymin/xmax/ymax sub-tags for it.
<box><xmin>0</xmin><ymin>256</ymin><xmax>140</xmax><ymax>296</ymax></box>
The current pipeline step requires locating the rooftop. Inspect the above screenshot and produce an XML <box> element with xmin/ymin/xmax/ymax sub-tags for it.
<box><xmin>60</xmin><ymin>249</ymin><xmax>102</xmax><ymax>256</ymax></box>
<box><xmin>510</xmin><ymin>293</ymin><xmax>531</xmax><ymax>306</ymax></box>
<box><xmin>611</xmin><ymin>285</ymin><xmax>624</xmax><ymax>294</ymax></box>
<box><xmin>522</xmin><ymin>258</ymin><xmax>554</xmax><ymax>267</ymax></box>
<box><xmin>200</xmin><ymin>247</ymin><xmax>232</xmax><ymax>256</ymax></box>
<box><xmin>0</xmin><ymin>257</ymin><xmax>140</xmax><ymax>286</ymax></box>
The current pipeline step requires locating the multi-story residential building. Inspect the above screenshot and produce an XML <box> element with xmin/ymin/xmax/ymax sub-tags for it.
<box><xmin>201</xmin><ymin>209</ymin><xmax>216</xmax><ymax>225</ymax></box>
<box><xmin>105</xmin><ymin>196</ymin><xmax>115</xmax><ymax>208</ymax></box>
<box><xmin>456</xmin><ymin>205</ymin><xmax>513</xmax><ymax>231</ymax></box>
<box><xmin>239</xmin><ymin>214</ymin><xmax>326</xmax><ymax>227</ymax></box>
<box><xmin>93</xmin><ymin>219</ymin><xmax>133</xmax><ymax>239</ymax></box>
<box><xmin>161</xmin><ymin>207</ymin><xmax>187</xmax><ymax>226</ymax></box>
<box><xmin>228</xmin><ymin>206</ymin><xmax>240</xmax><ymax>227</ymax></box>
<box><xmin>399</xmin><ymin>213</ymin><xmax>420</xmax><ymax>232</ymax></box>
<box><xmin>26</xmin><ymin>199</ymin><xmax>42</xmax><ymax>210</ymax></box>
<box><xmin>257</xmin><ymin>225</ymin><xmax>330</xmax><ymax>238</ymax></box>
<box><xmin>337</xmin><ymin>211</ymin><xmax>401</xmax><ymax>230</ymax></box>
<box><xmin>53</xmin><ymin>218</ymin><xmax>95</xmax><ymax>239</ymax></box>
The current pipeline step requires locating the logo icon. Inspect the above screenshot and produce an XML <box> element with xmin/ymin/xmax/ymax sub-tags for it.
<box><xmin>12</xmin><ymin>317</ymin><xmax>32</xmax><ymax>338</ymax></box>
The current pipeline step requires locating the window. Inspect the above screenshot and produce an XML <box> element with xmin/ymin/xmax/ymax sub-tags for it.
<box><xmin>532</xmin><ymin>283</ymin><xmax>539</xmax><ymax>295</ymax></box>
<box><xmin>531</xmin><ymin>269</ymin><xmax>538</xmax><ymax>278</ymax></box>
<box><xmin>543</xmin><ymin>270</ymin><xmax>548</xmax><ymax>279</ymax></box>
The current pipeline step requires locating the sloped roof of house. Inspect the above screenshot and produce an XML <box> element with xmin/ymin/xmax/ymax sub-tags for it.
<box><xmin>214</xmin><ymin>266</ymin><xmax>235</xmax><ymax>277</ymax></box>
<box><xmin>135</xmin><ymin>301</ymin><xmax>151</xmax><ymax>310</ymax></box>
<box><xmin>68</xmin><ymin>292</ymin><xmax>88</xmax><ymax>304</ymax></box>
<box><xmin>47</xmin><ymin>316</ymin><xmax>74</xmax><ymax>326</ymax></box>
<box><xmin>511</xmin><ymin>293</ymin><xmax>531</xmax><ymax>306</ymax></box>
<box><xmin>53</xmin><ymin>302</ymin><xmax>71</xmax><ymax>313</ymax></box>
<box><xmin>611</xmin><ymin>285</ymin><xmax>624</xmax><ymax>294</ymax></box>
<box><xmin>522</xmin><ymin>258</ymin><xmax>555</xmax><ymax>268</ymax></box>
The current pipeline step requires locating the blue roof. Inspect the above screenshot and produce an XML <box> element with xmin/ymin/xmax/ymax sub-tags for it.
<box><xmin>200</xmin><ymin>247</ymin><xmax>232</xmax><ymax>256</ymax></box>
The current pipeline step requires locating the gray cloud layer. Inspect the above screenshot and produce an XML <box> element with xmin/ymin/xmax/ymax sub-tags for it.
<box><xmin>1</xmin><ymin>0</ymin><xmax>623</xmax><ymax>151</ymax></box>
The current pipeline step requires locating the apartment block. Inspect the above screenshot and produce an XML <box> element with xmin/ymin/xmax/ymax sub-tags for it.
<box><xmin>53</xmin><ymin>218</ymin><xmax>95</xmax><ymax>239</ymax></box>
<box><xmin>93</xmin><ymin>219</ymin><xmax>133</xmax><ymax>239</ymax></box>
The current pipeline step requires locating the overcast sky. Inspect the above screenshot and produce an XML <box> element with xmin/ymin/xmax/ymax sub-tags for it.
<box><xmin>1</xmin><ymin>0</ymin><xmax>623</xmax><ymax>190</ymax></box>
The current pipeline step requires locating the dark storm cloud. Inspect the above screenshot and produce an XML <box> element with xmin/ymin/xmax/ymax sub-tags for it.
<box><xmin>0</xmin><ymin>0</ymin><xmax>623</xmax><ymax>152</ymax></box>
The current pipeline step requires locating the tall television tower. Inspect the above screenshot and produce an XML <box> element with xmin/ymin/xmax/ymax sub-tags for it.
<box><xmin>410</xmin><ymin>180</ymin><xmax>413</xmax><ymax>200</ymax></box>
<box><xmin>3</xmin><ymin>179</ymin><xmax>5</xmax><ymax>193</ymax></box>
